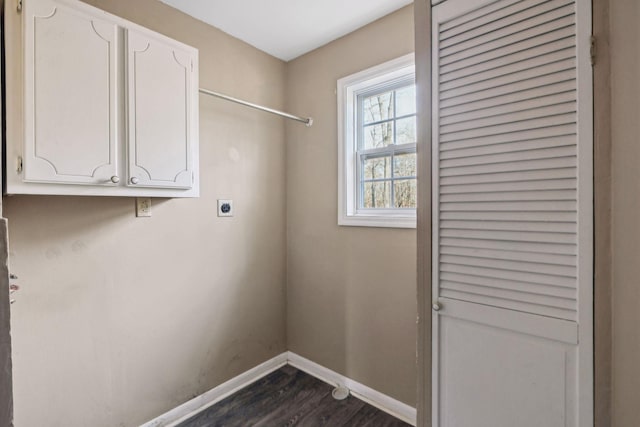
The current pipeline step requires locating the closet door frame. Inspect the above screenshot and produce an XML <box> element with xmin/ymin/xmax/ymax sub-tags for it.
<box><xmin>415</xmin><ymin>0</ymin><xmax>433</xmax><ymax>425</ymax></box>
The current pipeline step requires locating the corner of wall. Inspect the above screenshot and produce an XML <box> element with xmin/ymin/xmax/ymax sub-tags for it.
<box><xmin>593</xmin><ymin>0</ymin><xmax>612</xmax><ymax>425</ymax></box>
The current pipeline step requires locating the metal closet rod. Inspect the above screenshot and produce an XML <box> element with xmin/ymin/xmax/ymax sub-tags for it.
<box><xmin>199</xmin><ymin>88</ymin><xmax>313</xmax><ymax>127</ymax></box>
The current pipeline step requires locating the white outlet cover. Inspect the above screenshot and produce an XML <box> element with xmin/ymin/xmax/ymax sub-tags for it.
<box><xmin>136</xmin><ymin>197</ymin><xmax>152</xmax><ymax>217</ymax></box>
<box><xmin>217</xmin><ymin>199</ymin><xmax>233</xmax><ymax>217</ymax></box>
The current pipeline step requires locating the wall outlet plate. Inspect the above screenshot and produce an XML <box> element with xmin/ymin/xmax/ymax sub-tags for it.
<box><xmin>136</xmin><ymin>197</ymin><xmax>152</xmax><ymax>217</ymax></box>
<box><xmin>217</xmin><ymin>199</ymin><xmax>233</xmax><ymax>217</ymax></box>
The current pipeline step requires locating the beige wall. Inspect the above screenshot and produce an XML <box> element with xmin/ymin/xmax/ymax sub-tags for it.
<box><xmin>3</xmin><ymin>2</ymin><xmax>419</xmax><ymax>425</ymax></box>
<box><xmin>3</xmin><ymin>1</ymin><xmax>287</xmax><ymax>426</ymax></box>
<box><xmin>0</xmin><ymin>219</ymin><xmax>13</xmax><ymax>427</ymax></box>
<box><xmin>0</xmin><ymin>1</ymin><xmax>13</xmax><ymax>424</ymax></box>
<box><xmin>285</xmin><ymin>6</ymin><xmax>417</xmax><ymax>406</ymax></box>
<box><xmin>610</xmin><ymin>0</ymin><xmax>640</xmax><ymax>425</ymax></box>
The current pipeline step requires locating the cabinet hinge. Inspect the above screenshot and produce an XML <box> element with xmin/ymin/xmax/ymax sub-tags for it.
<box><xmin>590</xmin><ymin>35</ymin><xmax>596</xmax><ymax>66</ymax></box>
<box><xmin>17</xmin><ymin>0</ymin><xmax>22</xmax><ymax>13</ymax></box>
<box><xmin>16</xmin><ymin>157</ymin><xmax>23</xmax><ymax>174</ymax></box>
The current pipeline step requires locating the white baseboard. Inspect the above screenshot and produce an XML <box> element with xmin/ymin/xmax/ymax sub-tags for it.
<box><xmin>139</xmin><ymin>353</ymin><xmax>288</xmax><ymax>427</ymax></box>
<box><xmin>139</xmin><ymin>351</ymin><xmax>417</xmax><ymax>427</ymax></box>
<box><xmin>287</xmin><ymin>352</ymin><xmax>417</xmax><ymax>426</ymax></box>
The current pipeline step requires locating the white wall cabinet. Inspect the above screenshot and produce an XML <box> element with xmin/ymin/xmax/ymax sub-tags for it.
<box><xmin>5</xmin><ymin>0</ymin><xmax>199</xmax><ymax>197</ymax></box>
<box><xmin>126</xmin><ymin>30</ymin><xmax>195</xmax><ymax>190</ymax></box>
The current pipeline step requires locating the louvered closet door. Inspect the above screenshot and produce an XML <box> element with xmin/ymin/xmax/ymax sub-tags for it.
<box><xmin>431</xmin><ymin>0</ymin><xmax>592</xmax><ymax>426</ymax></box>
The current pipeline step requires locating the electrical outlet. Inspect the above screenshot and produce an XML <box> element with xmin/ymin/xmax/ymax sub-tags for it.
<box><xmin>136</xmin><ymin>197</ymin><xmax>152</xmax><ymax>217</ymax></box>
<box><xmin>217</xmin><ymin>199</ymin><xmax>233</xmax><ymax>217</ymax></box>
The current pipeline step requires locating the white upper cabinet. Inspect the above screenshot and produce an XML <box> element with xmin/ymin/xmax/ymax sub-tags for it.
<box><xmin>5</xmin><ymin>0</ymin><xmax>199</xmax><ymax>197</ymax></box>
<box><xmin>24</xmin><ymin>0</ymin><xmax>118</xmax><ymax>186</ymax></box>
<box><xmin>126</xmin><ymin>30</ymin><xmax>196</xmax><ymax>189</ymax></box>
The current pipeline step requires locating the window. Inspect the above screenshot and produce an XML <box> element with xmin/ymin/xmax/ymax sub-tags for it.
<box><xmin>338</xmin><ymin>54</ymin><xmax>416</xmax><ymax>228</ymax></box>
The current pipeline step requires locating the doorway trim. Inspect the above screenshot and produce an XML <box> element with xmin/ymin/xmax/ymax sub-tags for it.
<box><xmin>414</xmin><ymin>0</ymin><xmax>432</xmax><ymax>426</ymax></box>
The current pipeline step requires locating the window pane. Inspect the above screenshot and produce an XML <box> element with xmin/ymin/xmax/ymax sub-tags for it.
<box><xmin>363</xmin><ymin>122</ymin><xmax>394</xmax><ymax>149</ymax></box>
<box><xmin>393</xmin><ymin>152</ymin><xmax>417</xmax><ymax>178</ymax></box>
<box><xmin>395</xmin><ymin>85</ymin><xmax>416</xmax><ymax>117</ymax></box>
<box><xmin>396</xmin><ymin>117</ymin><xmax>416</xmax><ymax>145</ymax></box>
<box><xmin>363</xmin><ymin>92</ymin><xmax>394</xmax><ymax>124</ymax></box>
<box><xmin>394</xmin><ymin>179</ymin><xmax>417</xmax><ymax>208</ymax></box>
<box><xmin>363</xmin><ymin>181</ymin><xmax>391</xmax><ymax>208</ymax></box>
<box><xmin>363</xmin><ymin>156</ymin><xmax>392</xmax><ymax>180</ymax></box>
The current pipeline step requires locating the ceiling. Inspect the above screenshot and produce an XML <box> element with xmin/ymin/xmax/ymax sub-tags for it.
<box><xmin>158</xmin><ymin>0</ymin><xmax>413</xmax><ymax>61</ymax></box>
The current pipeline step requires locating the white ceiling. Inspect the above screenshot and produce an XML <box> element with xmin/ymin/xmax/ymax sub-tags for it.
<box><xmin>158</xmin><ymin>0</ymin><xmax>413</xmax><ymax>61</ymax></box>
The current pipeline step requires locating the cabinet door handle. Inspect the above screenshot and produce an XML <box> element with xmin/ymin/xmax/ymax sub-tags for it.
<box><xmin>130</xmin><ymin>177</ymin><xmax>139</xmax><ymax>185</ymax></box>
<box><xmin>110</xmin><ymin>176</ymin><xmax>120</xmax><ymax>183</ymax></box>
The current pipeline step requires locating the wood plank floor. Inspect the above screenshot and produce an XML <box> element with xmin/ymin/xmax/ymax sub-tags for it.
<box><xmin>177</xmin><ymin>365</ymin><xmax>411</xmax><ymax>426</ymax></box>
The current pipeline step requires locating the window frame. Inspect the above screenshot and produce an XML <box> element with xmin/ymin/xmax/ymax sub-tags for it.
<box><xmin>337</xmin><ymin>53</ymin><xmax>416</xmax><ymax>228</ymax></box>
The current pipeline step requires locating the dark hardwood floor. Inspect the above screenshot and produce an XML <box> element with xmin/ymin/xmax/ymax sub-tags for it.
<box><xmin>177</xmin><ymin>365</ymin><xmax>411</xmax><ymax>427</ymax></box>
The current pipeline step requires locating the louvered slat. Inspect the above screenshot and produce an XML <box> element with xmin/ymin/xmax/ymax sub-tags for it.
<box><xmin>435</xmin><ymin>0</ymin><xmax>579</xmax><ymax>321</ymax></box>
<box><xmin>441</xmin><ymin>92</ymin><xmax>576</xmax><ymax>127</ymax></box>
<box><xmin>439</xmin><ymin>237</ymin><xmax>576</xmax><ymax>256</ymax></box>
<box><xmin>440</xmin><ymin>281</ymin><xmax>575</xmax><ymax>310</ymax></box>
<box><xmin>440</xmin><ymin>272</ymin><xmax>576</xmax><ymax>298</ymax></box>
<box><xmin>440</xmin><ymin>166</ymin><xmax>576</xmax><ymax>185</ymax></box>
<box><xmin>439</xmin><ymin>289</ymin><xmax>576</xmax><ymax>320</ymax></box>
<box><xmin>440</xmin><ymin>80</ymin><xmax>575</xmax><ymax>116</ymax></box>
<box><xmin>440</xmin><ymin>24</ymin><xmax>575</xmax><ymax>69</ymax></box>
<box><xmin>440</xmin><ymin>103</ymin><xmax>576</xmax><ymax>135</ymax></box>
<box><xmin>441</xmin><ymin>178</ymin><xmax>576</xmax><ymax>195</ymax></box>
<box><xmin>440</xmin><ymin>0</ymin><xmax>574</xmax><ymax>49</ymax></box>
<box><xmin>439</xmin><ymin>0</ymin><xmax>546</xmax><ymax>36</ymax></box>
<box><xmin>440</xmin><ymin>135</ymin><xmax>576</xmax><ymax>158</ymax></box>
<box><xmin>440</xmin><ymin>124</ymin><xmax>576</xmax><ymax>151</ymax></box>
<box><xmin>441</xmin><ymin>218</ymin><xmax>575</xmax><ymax>232</ymax></box>
<box><xmin>439</xmin><ymin>245</ymin><xmax>576</xmax><ymax>266</ymax></box>
<box><xmin>441</xmin><ymin>145</ymin><xmax>575</xmax><ymax>168</ymax></box>
<box><xmin>441</xmin><ymin>59</ymin><xmax>576</xmax><ymax>104</ymax></box>
<box><xmin>439</xmin><ymin>27</ymin><xmax>575</xmax><ymax>79</ymax></box>
<box><xmin>440</xmin><ymin>4</ymin><xmax>575</xmax><ymax>59</ymax></box>
<box><xmin>441</xmin><ymin>190</ymin><xmax>575</xmax><ymax>203</ymax></box>
<box><xmin>441</xmin><ymin>68</ymin><xmax>576</xmax><ymax>105</ymax></box>
<box><xmin>440</xmin><ymin>36</ymin><xmax>576</xmax><ymax>82</ymax></box>
<box><xmin>441</xmin><ymin>48</ymin><xmax>575</xmax><ymax>93</ymax></box>
<box><xmin>441</xmin><ymin>5</ymin><xmax>575</xmax><ymax>57</ymax></box>
<box><xmin>441</xmin><ymin>254</ymin><xmax>576</xmax><ymax>277</ymax></box>
<box><xmin>440</xmin><ymin>157</ymin><xmax>576</xmax><ymax>177</ymax></box>
<box><xmin>440</xmin><ymin>263</ymin><xmax>575</xmax><ymax>288</ymax></box>
<box><xmin>439</xmin><ymin>211</ymin><xmax>576</xmax><ymax>223</ymax></box>
<box><xmin>440</xmin><ymin>228</ymin><xmax>575</xmax><ymax>244</ymax></box>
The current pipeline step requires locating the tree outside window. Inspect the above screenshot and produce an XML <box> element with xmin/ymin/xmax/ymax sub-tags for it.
<box><xmin>359</xmin><ymin>84</ymin><xmax>417</xmax><ymax>210</ymax></box>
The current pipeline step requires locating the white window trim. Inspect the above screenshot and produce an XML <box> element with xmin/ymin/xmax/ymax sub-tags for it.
<box><xmin>337</xmin><ymin>53</ymin><xmax>416</xmax><ymax>228</ymax></box>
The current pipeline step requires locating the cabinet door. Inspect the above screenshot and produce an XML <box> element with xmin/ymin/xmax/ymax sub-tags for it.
<box><xmin>23</xmin><ymin>0</ymin><xmax>119</xmax><ymax>185</ymax></box>
<box><xmin>126</xmin><ymin>30</ymin><xmax>197</xmax><ymax>189</ymax></box>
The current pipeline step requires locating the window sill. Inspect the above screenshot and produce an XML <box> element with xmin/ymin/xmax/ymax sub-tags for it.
<box><xmin>338</xmin><ymin>213</ymin><xmax>416</xmax><ymax>229</ymax></box>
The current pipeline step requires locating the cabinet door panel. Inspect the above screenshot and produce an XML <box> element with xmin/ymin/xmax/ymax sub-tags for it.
<box><xmin>24</xmin><ymin>0</ymin><xmax>118</xmax><ymax>185</ymax></box>
<box><xmin>126</xmin><ymin>30</ymin><xmax>195</xmax><ymax>189</ymax></box>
